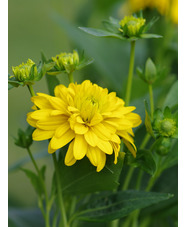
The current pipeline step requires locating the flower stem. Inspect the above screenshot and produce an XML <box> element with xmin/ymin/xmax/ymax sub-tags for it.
<box><xmin>27</xmin><ymin>84</ymin><xmax>36</xmax><ymax>97</ymax></box>
<box><xmin>125</xmin><ymin>41</ymin><xmax>136</xmax><ymax>106</ymax></box>
<box><xmin>148</xmin><ymin>84</ymin><xmax>154</xmax><ymax>120</ymax></box>
<box><xmin>52</xmin><ymin>153</ymin><xmax>68</xmax><ymax>227</ymax></box>
<box><xmin>68</xmin><ymin>72</ymin><xmax>74</xmax><ymax>83</ymax></box>
<box><xmin>27</xmin><ymin>148</ymin><xmax>51</xmax><ymax>227</ymax></box>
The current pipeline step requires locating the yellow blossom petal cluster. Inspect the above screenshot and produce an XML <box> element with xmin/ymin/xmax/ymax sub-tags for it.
<box><xmin>119</xmin><ymin>0</ymin><xmax>178</xmax><ymax>24</ymax></box>
<box><xmin>27</xmin><ymin>80</ymin><xmax>141</xmax><ymax>172</ymax></box>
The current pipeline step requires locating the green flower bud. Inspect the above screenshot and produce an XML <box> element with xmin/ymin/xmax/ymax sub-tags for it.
<box><xmin>52</xmin><ymin>50</ymin><xmax>79</xmax><ymax>74</ymax></box>
<box><xmin>145</xmin><ymin>58</ymin><xmax>157</xmax><ymax>84</ymax></box>
<box><xmin>119</xmin><ymin>16</ymin><xmax>146</xmax><ymax>37</ymax></box>
<box><xmin>14</xmin><ymin>126</ymin><xmax>34</xmax><ymax>149</ymax></box>
<box><xmin>156</xmin><ymin>138</ymin><xmax>172</xmax><ymax>156</ymax></box>
<box><xmin>159</xmin><ymin>118</ymin><xmax>176</xmax><ymax>137</ymax></box>
<box><xmin>12</xmin><ymin>59</ymin><xmax>35</xmax><ymax>83</ymax></box>
<box><xmin>153</xmin><ymin>107</ymin><xmax>178</xmax><ymax>138</ymax></box>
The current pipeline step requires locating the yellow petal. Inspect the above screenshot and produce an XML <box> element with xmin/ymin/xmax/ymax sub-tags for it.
<box><xmin>89</xmin><ymin>113</ymin><xmax>103</xmax><ymax>126</ymax></box>
<box><xmin>96</xmin><ymin>150</ymin><xmax>106</xmax><ymax>172</ymax></box>
<box><xmin>27</xmin><ymin>112</ymin><xmax>37</xmax><ymax>127</ymax></box>
<box><xmin>49</xmin><ymin>97</ymin><xmax>67</xmax><ymax>113</ymax></box>
<box><xmin>31</xmin><ymin>94</ymin><xmax>53</xmax><ymax>109</ymax></box>
<box><xmin>54</xmin><ymin>122</ymin><xmax>71</xmax><ymax>138</ymax></box>
<box><xmin>92</xmin><ymin>123</ymin><xmax>111</xmax><ymax>140</ymax></box>
<box><xmin>65</xmin><ymin>141</ymin><xmax>76</xmax><ymax>166</ymax></box>
<box><xmin>123</xmin><ymin>140</ymin><xmax>137</xmax><ymax>158</ymax></box>
<box><xmin>36</xmin><ymin>115</ymin><xmax>67</xmax><ymax>130</ymax></box>
<box><xmin>50</xmin><ymin>129</ymin><xmax>75</xmax><ymax>149</ymax></box>
<box><xmin>110</xmin><ymin>134</ymin><xmax>121</xmax><ymax>144</ymax></box>
<box><xmin>97</xmin><ymin>140</ymin><xmax>113</xmax><ymax>155</ymax></box>
<box><xmin>48</xmin><ymin>140</ymin><xmax>57</xmax><ymax>154</ymax></box>
<box><xmin>29</xmin><ymin>110</ymin><xmax>50</xmax><ymax>120</ymax></box>
<box><xmin>86</xmin><ymin>146</ymin><xmax>98</xmax><ymax>166</ymax></box>
<box><xmin>32</xmin><ymin>129</ymin><xmax>54</xmax><ymax>141</ymax></box>
<box><xmin>74</xmin><ymin>123</ymin><xmax>88</xmax><ymax>134</ymax></box>
<box><xmin>84</xmin><ymin>129</ymin><xmax>98</xmax><ymax>147</ymax></box>
<box><xmin>73</xmin><ymin>135</ymin><xmax>88</xmax><ymax>160</ymax></box>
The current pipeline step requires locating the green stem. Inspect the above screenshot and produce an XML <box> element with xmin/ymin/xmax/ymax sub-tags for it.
<box><xmin>27</xmin><ymin>84</ymin><xmax>36</xmax><ymax>97</ymax></box>
<box><xmin>122</xmin><ymin>133</ymin><xmax>150</xmax><ymax>191</ymax></box>
<box><xmin>125</xmin><ymin>41</ymin><xmax>136</xmax><ymax>106</ymax></box>
<box><xmin>68</xmin><ymin>72</ymin><xmax>74</xmax><ymax>83</ymax></box>
<box><xmin>27</xmin><ymin>148</ymin><xmax>51</xmax><ymax>227</ymax></box>
<box><xmin>122</xmin><ymin>166</ymin><xmax>135</xmax><ymax>190</ymax></box>
<box><xmin>148</xmin><ymin>84</ymin><xmax>154</xmax><ymax>120</ymax></box>
<box><xmin>52</xmin><ymin>153</ymin><xmax>68</xmax><ymax>227</ymax></box>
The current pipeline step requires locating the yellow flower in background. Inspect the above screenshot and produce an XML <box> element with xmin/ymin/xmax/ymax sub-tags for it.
<box><xmin>27</xmin><ymin>80</ymin><xmax>141</xmax><ymax>172</ymax></box>
<box><xmin>119</xmin><ymin>0</ymin><xmax>178</xmax><ymax>24</ymax></box>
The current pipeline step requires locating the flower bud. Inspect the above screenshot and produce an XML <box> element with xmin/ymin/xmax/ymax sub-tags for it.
<box><xmin>145</xmin><ymin>58</ymin><xmax>157</xmax><ymax>84</ymax></box>
<box><xmin>12</xmin><ymin>59</ymin><xmax>35</xmax><ymax>82</ymax></box>
<box><xmin>156</xmin><ymin>138</ymin><xmax>172</xmax><ymax>156</ymax></box>
<box><xmin>52</xmin><ymin>50</ymin><xmax>79</xmax><ymax>74</ymax></box>
<box><xmin>153</xmin><ymin>107</ymin><xmax>178</xmax><ymax>138</ymax></box>
<box><xmin>119</xmin><ymin>15</ymin><xmax>146</xmax><ymax>37</ymax></box>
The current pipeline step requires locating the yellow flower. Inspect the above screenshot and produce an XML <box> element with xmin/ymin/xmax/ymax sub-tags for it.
<box><xmin>27</xmin><ymin>80</ymin><xmax>141</xmax><ymax>172</ymax></box>
<box><xmin>120</xmin><ymin>0</ymin><xmax>178</xmax><ymax>24</ymax></box>
<box><xmin>119</xmin><ymin>16</ymin><xmax>146</xmax><ymax>37</ymax></box>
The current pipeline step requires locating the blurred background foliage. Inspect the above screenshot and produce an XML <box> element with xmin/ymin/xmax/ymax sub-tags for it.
<box><xmin>8</xmin><ymin>0</ymin><xmax>177</xmax><ymax>225</ymax></box>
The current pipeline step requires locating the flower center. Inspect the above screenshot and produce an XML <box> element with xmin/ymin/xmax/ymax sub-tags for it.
<box><xmin>79</xmin><ymin>96</ymin><xmax>99</xmax><ymax>123</ymax></box>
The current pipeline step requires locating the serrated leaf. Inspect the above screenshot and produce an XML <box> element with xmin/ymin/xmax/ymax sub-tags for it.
<box><xmin>74</xmin><ymin>190</ymin><xmax>173</xmax><ymax>222</ymax></box>
<box><xmin>58</xmin><ymin>152</ymin><xmax>125</xmax><ymax>195</ymax></box>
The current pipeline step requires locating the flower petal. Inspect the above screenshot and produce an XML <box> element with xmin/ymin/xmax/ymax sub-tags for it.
<box><xmin>50</xmin><ymin>129</ymin><xmax>75</xmax><ymax>149</ymax></box>
<box><xmin>97</xmin><ymin>140</ymin><xmax>113</xmax><ymax>155</ymax></box>
<box><xmin>73</xmin><ymin>135</ymin><xmax>88</xmax><ymax>160</ymax></box>
<box><xmin>65</xmin><ymin>141</ymin><xmax>76</xmax><ymax>166</ymax></box>
<box><xmin>74</xmin><ymin>123</ymin><xmax>88</xmax><ymax>134</ymax></box>
<box><xmin>84</xmin><ymin>129</ymin><xmax>98</xmax><ymax>147</ymax></box>
<box><xmin>32</xmin><ymin>129</ymin><xmax>54</xmax><ymax>141</ymax></box>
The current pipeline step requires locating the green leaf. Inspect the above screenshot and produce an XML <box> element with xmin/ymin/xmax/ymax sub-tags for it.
<box><xmin>58</xmin><ymin>152</ymin><xmax>125</xmax><ymax>195</ymax></box>
<box><xmin>76</xmin><ymin>57</ymin><xmax>94</xmax><ymax>70</ymax></box>
<box><xmin>79</xmin><ymin>27</ymin><xmax>124</xmax><ymax>39</ymax></box>
<box><xmin>143</xmin><ymin>17</ymin><xmax>159</xmax><ymax>33</ymax></box>
<box><xmin>74</xmin><ymin>190</ymin><xmax>173</xmax><ymax>222</ymax></box>
<box><xmin>8</xmin><ymin>74</ymin><xmax>23</xmax><ymax>89</ymax></box>
<box><xmin>161</xmin><ymin>139</ymin><xmax>178</xmax><ymax>171</ymax></box>
<box><xmin>140</xmin><ymin>34</ymin><xmax>163</xmax><ymax>39</ymax></box>
<box><xmin>45</xmin><ymin>74</ymin><xmax>60</xmax><ymax>96</ymax></box>
<box><xmin>135</xmin><ymin>149</ymin><xmax>157</xmax><ymax>175</ymax></box>
<box><xmin>163</xmin><ymin>81</ymin><xmax>178</xmax><ymax>109</ymax></box>
<box><xmin>20</xmin><ymin>168</ymin><xmax>44</xmax><ymax>196</ymax></box>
